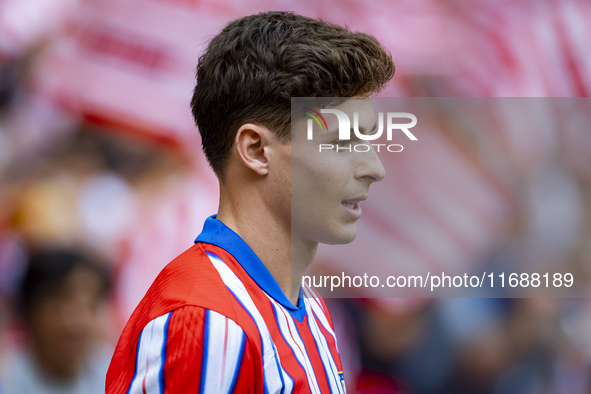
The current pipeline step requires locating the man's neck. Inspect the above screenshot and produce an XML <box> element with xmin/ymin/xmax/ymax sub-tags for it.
<box><xmin>218</xmin><ymin>192</ymin><xmax>316</xmax><ymax>306</ymax></box>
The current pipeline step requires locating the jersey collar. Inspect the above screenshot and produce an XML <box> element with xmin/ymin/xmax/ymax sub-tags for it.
<box><xmin>195</xmin><ymin>215</ymin><xmax>306</xmax><ymax>322</ymax></box>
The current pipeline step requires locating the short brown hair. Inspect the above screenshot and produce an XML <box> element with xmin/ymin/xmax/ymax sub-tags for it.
<box><xmin>191</xmin><ymin>11</ymin><xmax>394</xmax><ymax>179</ymax></box>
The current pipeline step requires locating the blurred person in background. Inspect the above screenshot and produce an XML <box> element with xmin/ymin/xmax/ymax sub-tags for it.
<box><xmin>1</xmin><ymin>247</ymin><xmax>112</xmax><ymax>394</ymax></box>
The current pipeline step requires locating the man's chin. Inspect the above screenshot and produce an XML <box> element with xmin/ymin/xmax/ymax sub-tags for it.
<box><xmin>322</xmin><ymin>227</ymin><xmax>358</xmax><ymax>245</ymax></box>
<box><xmin>293</xmin><ymin>222</ymin><xmax>358</xmax><ymax>245</ymax></box>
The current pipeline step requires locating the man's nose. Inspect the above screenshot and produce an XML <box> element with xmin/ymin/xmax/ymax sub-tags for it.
<box><xmin>355</xmin><ymin>143</ymin><xmax>385</xmax><ymax>183</ymax></box>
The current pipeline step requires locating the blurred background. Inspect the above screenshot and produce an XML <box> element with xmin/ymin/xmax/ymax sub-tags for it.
<box><xmin>0</xmin><ymin>0</ymin><xmax>590</xmax><ymax>393</ymax></box>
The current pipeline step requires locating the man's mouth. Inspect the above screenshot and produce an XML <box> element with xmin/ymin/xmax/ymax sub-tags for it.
<box><xmin>342</xmin><ymin>195</ymin><xmax>367</xmax><ymax>206</ymax></box>
<box><xmin>341</xmin><ymin>201</ymin><xmax>358</xmax><ymax>209</ymax></box>
<box><xmin>341</xmin><ymin>196</ymin><xmax>367</xmax><ymax>219</ymax></box>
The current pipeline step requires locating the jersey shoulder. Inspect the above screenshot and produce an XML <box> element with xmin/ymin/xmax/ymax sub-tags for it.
<box><xmin>132</xmin><ymin>243</ymin><xmax>241</xmax><ymax>318</ymax></box>
<box><xmin>107</xmin><ymin>244</ymin><xmax>265</xmax><ymax>393</ymax></box>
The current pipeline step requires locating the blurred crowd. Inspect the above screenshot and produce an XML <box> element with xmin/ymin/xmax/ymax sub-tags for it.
<box><xmin>1</xmin><ymin>0</ymin><xmax>591</xmax><ymax>393</ymax></box>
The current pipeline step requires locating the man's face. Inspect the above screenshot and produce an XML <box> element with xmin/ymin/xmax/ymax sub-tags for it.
<box><xmin>291</xmin><ymin>97</ymin><xmax>385</xmax><ymax>246</ymax></box>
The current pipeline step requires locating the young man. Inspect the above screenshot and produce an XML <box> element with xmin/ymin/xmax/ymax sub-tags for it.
<box><xmin>106</xmin><ymin>11</ymin><xmax>393</xmax><ymax>393</ymax></box>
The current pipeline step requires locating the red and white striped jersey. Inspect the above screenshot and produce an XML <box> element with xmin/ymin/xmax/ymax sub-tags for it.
<box><xmin>106</xmin><ymin>215</ymin><xmax>346</xmax><ymax>394</ymax></box>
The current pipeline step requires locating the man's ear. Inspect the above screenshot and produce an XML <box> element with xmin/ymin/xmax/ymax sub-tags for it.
<box><xmin>234</xmin><ymin>123</ymin><xmax>272</xmax><ymax>176</ymax></box>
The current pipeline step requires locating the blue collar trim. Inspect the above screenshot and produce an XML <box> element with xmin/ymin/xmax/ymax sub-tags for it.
<box><xmin>195</xmin><ymin>215</ymin><xmax>306</xmax><ymax>322</ymax></box>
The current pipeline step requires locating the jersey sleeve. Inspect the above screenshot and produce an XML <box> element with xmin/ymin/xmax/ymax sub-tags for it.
<box><xmin>107</xmin><ymin>306</ymin><xmax>258</xmax><ymax>394</ymax></box>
